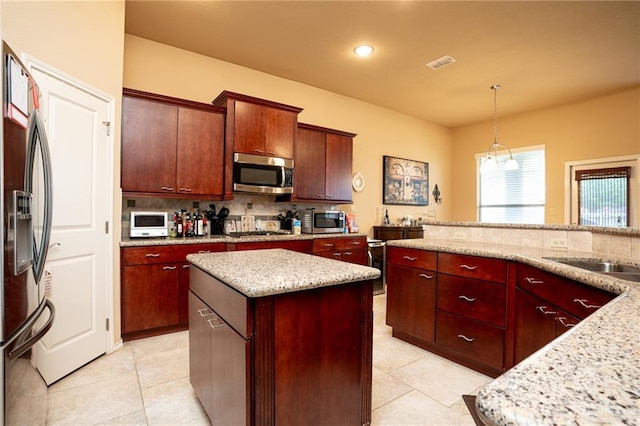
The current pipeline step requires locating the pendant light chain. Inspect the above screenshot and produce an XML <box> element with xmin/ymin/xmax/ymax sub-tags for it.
<box><xmin>481</xmin><ymin>84</ymin><xmax>518</xmax><ymax>171</ymax></box>
<box><xmin>492</xmin><ymin>84</ymin><xmax>501</xmax><ymax>146</ymax></box>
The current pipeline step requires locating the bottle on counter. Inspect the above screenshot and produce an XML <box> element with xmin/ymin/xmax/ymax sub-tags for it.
<box><xmin>383</xmin><ymin>208</ymin><xmax>390</xmax><ymax>225</ymax></box>
<box><xmin>195</xmin><ymin>209</ymin><xmax>204</xmax><ymax>236</ymax></box>
<box><xmin>175</xmin><ymin>211</ymin><xmax>183</xmax><ymax>237</ymax></box>
<box><xmin>185</xmin><ymin>212</ymin><xmax>194</xmax><ymax>237</ymax></box>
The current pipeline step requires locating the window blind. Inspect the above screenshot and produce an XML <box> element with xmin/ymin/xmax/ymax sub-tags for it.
<box><xmin>576</xmin><ymin>166</ymin><xmax>630</xmax><ymax>227</ymax></box>
<box><xmin>478</xmin><ymin>149</ymin><xmax>545</xmax><ymax>224</ymax></box>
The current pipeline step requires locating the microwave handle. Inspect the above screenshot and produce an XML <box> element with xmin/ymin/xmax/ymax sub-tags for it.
<box><xmin>281</xmin><ymin>167</ymin><xmax>285</xmax><ymax>187</ymax></box>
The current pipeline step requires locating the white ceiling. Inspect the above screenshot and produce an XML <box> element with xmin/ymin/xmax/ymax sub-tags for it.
<box><xmin>124</xmin><ymin>1</ymin><xmax>640</xmax><ymax>128</ymax></box>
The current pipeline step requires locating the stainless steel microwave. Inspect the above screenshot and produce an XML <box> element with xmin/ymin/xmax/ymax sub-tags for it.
<box><xmin>233</xmin><ymin>153</ymin><xmax>294</xmax><ymax>194</ymax></box>
<box><xmin>302</xmin><ymin>210</ymin><xmax>345</xmax><ymax>234</ymax></box>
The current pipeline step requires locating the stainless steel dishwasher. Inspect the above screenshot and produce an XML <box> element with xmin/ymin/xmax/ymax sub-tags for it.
<box><xmin>367</xmin><ymin>239</ymin><xmax>385</xmax><ymax>294</ymax></box>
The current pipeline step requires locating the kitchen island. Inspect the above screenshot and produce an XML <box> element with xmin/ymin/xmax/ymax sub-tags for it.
<box><xmin>186</xmin><ymin>248</ymin><xmax>380</xmax><ymax>425</ymax></box>
<box><xmin>385</xmin><ymin>238</ymin><xmax>639</xmax><ymax>425</ymax></box>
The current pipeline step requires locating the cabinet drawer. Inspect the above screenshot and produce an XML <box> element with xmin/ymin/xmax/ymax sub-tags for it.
<box><xmin>122</xmin><ymin>243</ymin><xmax>226</xmax><ymax>265</ymax></box>
<box><xmin>387</xmin><ymin>247</ymin><xmax>437</xmax><ymax>270</ymax></box>
<box><xmin>122</xmin><ymin>246</ymin><xmax>181</xmax><ymax>265</ymax></box>
<box><xmin>189</xmin><ymin>265</ymin><xmax>250</xmax><ymax>338</ymax></box>
<box><xmin>436</xmin><ymin>310</ymin><xmax>504</xmax><ymax>370</ymax></box>
<box><xmin>312</xmin><ymin>236</ymin><xmax>366</xmax><ymax>252</ymax></box>
<box><xmin>316</xmin><ymin>248</ymin><xmax>368</xmax><ymax>265</ymax></box>
<box><xmin>517</xmin><ymin>263</ymin><xmax>615</xmax><ymax>319</ymax></box>
<box><xmin>437</xmin><ymin>274</ymin><xmax>506</xmax><ymax>327</ymax></box>
<box><xmin>438</xmin><ymin>253</ymin><xmax>507</xmax><ymax>283</ymax></box>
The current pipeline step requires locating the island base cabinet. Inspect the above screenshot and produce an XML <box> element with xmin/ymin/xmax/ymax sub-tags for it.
<box><xmin>189</xmin><ymin>291</ymin><xmax>249</xmax><ymax>425</ymax></box>
<box><xmin>273</xmin><ymin>282</ymin><xmax>371</xmax><ymax>425</ymax></box>
<box><xmin>189</xmin><ymin>265</ymin><xmax>373</xmax><ymax>425</ymax></box>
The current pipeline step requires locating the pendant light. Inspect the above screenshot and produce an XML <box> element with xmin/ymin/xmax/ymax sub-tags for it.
<box><xmin>481</xmin><ymin>84</ymin><xmax>518</xmax><ymax>172</ymax></box>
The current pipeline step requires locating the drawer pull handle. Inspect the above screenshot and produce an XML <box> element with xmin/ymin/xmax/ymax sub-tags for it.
<box><xmin>344</xmin><ymin>251</ymin><xmax>353</xmax><ymax>256</ymax></box>
<box><xmin>351</xmin><ymin>241</ymin><xmax>362</xmax><ymax>246</ymax></box>
<box><xmin>403</xmin><ymin>256</ymin><xmax>417</xmax><ymax>261</ymax></box>
<box><xmin>163</xmin><ymin>266</ymin><xmax>177</xmax><ymax>270</ymax></box>
<box><xmin>324</xmin><ymin>243</ymin><xmax>335</xmax><ymax>247</ymax></box>
<box><xmin>460</xmin><ymin>264</ymin><xmax>478</xmax><ymax>270</ymax></box>
<box><xmin>207</xmin><ymin>318</ymin><xmax>225</xmax><ymax>329</ymax></box>
<box><xmin>145</xmin><ymin>253</ymin><xmax>161</xmax><ymax>258</ymax></box>
<box><xmin>536</xmin><ymin>306</ymin><xmax>557</xmax><ymax>315</ymax></box>
<box><xmin>419</xmin><ymin>273</ymin><xmax>434</xmax><ymax>279</ymax></box>
<box><xmin>183</xmin><ymin>265</ymin><xmax>190</xmax><ymax>269</ymax></box>
<box><xmin>160</xmin><ymin>186</ymin><xmax>174</xmax><ymax>191</ymax></box>
<box><xmin>179</xmin><ymin>187</ymin><xmax>192</xmax><ymax>192</ymax></box>
<box><xmin>525</xmin><ymin>277</ymin><xmax>544</xmax><ymax>284</ymax></box>
<box><xmin>457</xmin><ymin>334</ymin><xmax>474</xmax><ymax>342</ymax></box>
<box><xmin>459</xmin><ymin>295</ymin><xmax>477</xmax><ymax>303</ymax></box>
<box><xmin>197</xmin><ymin>308</ymin><xmax>213</xmax><ymax>317</ymax></box>
<box><xmin>574</xmin><ymin>299</ymin><xmax>602</xmax><ymax>309</ymax></box>
<box><xmin>556</xmin><ymin>317</ymin><xmax>575</xmax><ymax>328</ymax></box>
<box><xmin>198</xmin><ymin>250</ymin><xmax>211</xmax><ymax>254</ymax></box>
<box><xmin>333</xmin><ymin>253</ymin><xmax>342</xmax><ymax>257</ymax></box>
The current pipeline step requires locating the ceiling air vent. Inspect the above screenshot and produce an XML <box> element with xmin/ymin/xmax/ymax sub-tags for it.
<box><xmin>426</xmin><ymin>55</ymin><xmax>456</xmax><ymax>70</ymax></box>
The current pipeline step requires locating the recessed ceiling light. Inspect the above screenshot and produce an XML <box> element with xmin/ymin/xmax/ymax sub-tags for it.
<box><xmin>354</xmin><ymin>45</ymin><xmax>374</xmax><ymax>57</ymax></box>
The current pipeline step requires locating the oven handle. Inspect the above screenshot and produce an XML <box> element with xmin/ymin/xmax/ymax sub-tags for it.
<box><xmin>8</xmin><ymin>299</ymin><xmax>55</xmax><ymax>360</ymax></box>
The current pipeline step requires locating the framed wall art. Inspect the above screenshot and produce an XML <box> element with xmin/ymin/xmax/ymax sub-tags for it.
<box><xmin>383</xmin><ymin>155</ymin><xmax>429</xmax><ymax>206</ymax></box>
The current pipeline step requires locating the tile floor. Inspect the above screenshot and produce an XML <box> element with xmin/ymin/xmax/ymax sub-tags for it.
<box><xmin>46</xmin><ymin>294</ymin><xmax>492</xmax><ymax>425</ymax></box>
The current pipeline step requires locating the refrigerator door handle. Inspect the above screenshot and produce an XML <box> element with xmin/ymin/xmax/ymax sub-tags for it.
<box><xmin>8</xmin><ymin>299</ymin><xmax>55</xmax><ymax>360</ymax></box>
<box><xmin>25</xmin><ymin>108</ymin><xmax>53</xmax><ymax>284</ymax></box>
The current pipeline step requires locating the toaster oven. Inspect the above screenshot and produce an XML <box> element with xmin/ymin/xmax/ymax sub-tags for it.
<box><xmin>130</xmin><ymin>211</ymin><xmax>168</xmax><ymax>238</ymax></box>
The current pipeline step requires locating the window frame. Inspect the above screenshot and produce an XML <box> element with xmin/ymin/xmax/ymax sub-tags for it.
<box><xmin>475</xmin><ymin>144</ymin><xmax>546</xmax><ymax>224</ymax></box>
<box><xmin>565</xmin><ymin>156</ymin><xmax>640</xmax><ymax>227</ymax></box>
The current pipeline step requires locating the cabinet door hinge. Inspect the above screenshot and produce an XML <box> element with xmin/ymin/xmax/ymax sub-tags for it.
<box><xmin>106</xmin><ymin>318</ymin><xmax>110</xmax><ymax>331</ymax></box>
<box><xmin>105</xmin><ymin>221</ymin><xmax>109</xmax><ymax>234</ymax></box>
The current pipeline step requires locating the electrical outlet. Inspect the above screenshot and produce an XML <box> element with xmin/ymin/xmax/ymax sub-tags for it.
<box><xmin>549</xmin><ymin>238</ymin><xmax>568</xmax><ymax>249</ymax></box>
<box><xmin>453</xmin><ymin>231</ymin><xmax>467</xmax><ymax>241</ymax></box>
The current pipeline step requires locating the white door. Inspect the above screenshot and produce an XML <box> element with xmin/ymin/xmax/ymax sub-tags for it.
<box><xmin>26</xmin><ymin>58</ymin><xmax>112</xmax><ymax>385</ymax></box>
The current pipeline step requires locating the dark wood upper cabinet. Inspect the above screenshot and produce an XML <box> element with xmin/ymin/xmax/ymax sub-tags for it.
<box><xmin>176</xmin><ymin>107</ymin><xmax>224</xmax><ymax>196</ymax></box>
<box><xmin>213</xmin><ymin>91</ymin><xmax>303</xmax><ymax>199</ymax></box>
<box><xmin>292</xmin><ymin>123</ymin><xmax>356</xmax><ymax>203</ymax></box>
<box><xmin>294</xmin><ymin>126</ymin><xmax>326</xmax><ymax>200</ymax></box>
<box><xmin>121</xmin><ymin>88</ymin><xmax>226</xmax><ymax>198</ymax></box>
<box><xmin>121</xmin><ymin>95</ymin><xmax>178</xmax><ymax>194</ymax></box>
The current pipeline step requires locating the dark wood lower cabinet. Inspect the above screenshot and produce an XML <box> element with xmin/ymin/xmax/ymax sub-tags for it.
<box><xmin>385</xmin><ymin>248</ymin><xmax>616</xmax><ymax>377</ymax></box>
<box><xmin>189</xmin><ymin>291</ymin><xmax>248</xmax><ymax>424</ymax></box>
<box><xmin>121</xmin><ymin>264</ymin><xmax>179</xmax><ymax>335</ymax></box>
<box><xmin>435</xmin><ymin>310</ymin><xmax>505</xmax><ymax>372</ymax></box>
<box><xmin>120</xmin><ymin>243</ymin><xmax>226</xmax><ymax>340</ymax></box>
<box><xmin>189</xmin><ymin>265</ymin><xmax>373</xmax><ymax>425</ymax></box>
<box><xmin>386</xmin><ymin>263</ymin><xmax>436</xmax><ymax>343</ymax></box>
<box><xmin>514</xmin><ymin>288</ymin><xmax>579</xmax><ymax>364</ymax></box>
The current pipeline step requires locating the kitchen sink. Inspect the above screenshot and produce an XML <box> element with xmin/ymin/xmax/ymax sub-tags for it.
<box><xmin>544</xmin><ymin>257</ymin><xmax>640</xmax><ymax>282</ymax></box>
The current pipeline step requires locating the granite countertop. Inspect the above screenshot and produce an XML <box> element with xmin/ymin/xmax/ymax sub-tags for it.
<box><xmin>386</xmin><ymin>239</ymin><xmax>640</xmax><ymax>425</ymax></box>
<box><xmin>187</xmin><ymin>248</ymin><xmax>381</xmax><ymax>298</ymax></box>
<box><xmin>119</xmin><ymin>232</ymin><xmax>367</xmax><ymax>247</ymax></box>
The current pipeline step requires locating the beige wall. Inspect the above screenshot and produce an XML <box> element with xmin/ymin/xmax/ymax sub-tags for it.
<box><xmin>2</xmin><ymin>0</ymin><xmax>126</xmax><ymax>344</ymax></box>
<box><xmin>123</xmin><ymin>35</ymin><xmax>454</xmax><ymax>230</ymax></box>
<box><xmin>451</xmin><ymin>87</ymin><xmax>640</xmax><ymax>223</ymax></box>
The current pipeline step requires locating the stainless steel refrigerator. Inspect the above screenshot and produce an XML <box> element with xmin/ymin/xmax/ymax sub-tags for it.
<box><xmin>1</xmin><ymin>41</ymin><xmax>55</xmax><ymax>425</ymax></box>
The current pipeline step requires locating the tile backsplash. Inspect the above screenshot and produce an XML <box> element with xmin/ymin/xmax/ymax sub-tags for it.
<box><xmin>121</xmin><ymin>194</ymin><xmax>341</xmax><ymax>238</ymax></box>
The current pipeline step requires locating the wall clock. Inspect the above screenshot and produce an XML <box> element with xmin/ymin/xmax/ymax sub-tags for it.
<box><xmin>352</xmin><ymin>172</ymin><xmax>365</xmax><ymax>192</ymax></box>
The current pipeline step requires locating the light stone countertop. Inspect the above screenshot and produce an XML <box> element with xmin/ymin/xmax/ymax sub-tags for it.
<box><xmin>386</xmin><ymin>238</ymin><xmax>639</xmax><ymax>425</ymax></box>
<box><xmin>119</xmin><ymin>232</ymin><xmax>367</xmax><ymax>247</ymax></box>
<box><xmin>186</xmin><ymin>248</ymin><xmax>381</xmax><ymax>298</ymax></box>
